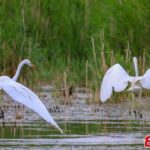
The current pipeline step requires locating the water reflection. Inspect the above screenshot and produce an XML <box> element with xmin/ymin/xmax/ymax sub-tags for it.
<box><xmin>0</xmin><ymin>119</ymin><xmax>148</xmax><ymax>149</ymax></box>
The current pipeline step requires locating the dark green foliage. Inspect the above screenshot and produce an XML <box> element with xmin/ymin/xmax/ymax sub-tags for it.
<box><xmin>0</xmin><ymin>0</ymin><xmax>150</xmax><ymax>87</ymax></box>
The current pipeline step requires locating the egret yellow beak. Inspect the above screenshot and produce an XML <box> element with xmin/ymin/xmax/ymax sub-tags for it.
<box><xmin>31</xmin><ymin>64</ymin><xmax>39</xmax><ymax>71</ymax></box>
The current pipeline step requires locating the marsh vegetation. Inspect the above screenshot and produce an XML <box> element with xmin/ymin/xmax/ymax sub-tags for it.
<box><xmin>0</xmin><ymin>1</ymin><xmax>150</xmax><ymax>149</ymax></box>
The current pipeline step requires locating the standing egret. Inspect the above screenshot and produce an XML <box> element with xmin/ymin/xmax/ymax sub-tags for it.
<box><xmin>0</xmin><ymin>60</ymin><xmax>63</xmax><ymax>133</ymax></box>
<box><xmin>100</xmin><ymin>57</ymin><xmax>150</xmax><ymax>103</ymax></box>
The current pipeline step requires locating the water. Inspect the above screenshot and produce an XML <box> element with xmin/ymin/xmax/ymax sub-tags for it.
<box><xmin>0</xmin><ymin>119</ymin><xmax>147</xmax><ymax>149</ymax></box>
<box><xmin>0</xmin><ymin>89</ymin><xmax>149</xmax><ymax>149</ymax></box>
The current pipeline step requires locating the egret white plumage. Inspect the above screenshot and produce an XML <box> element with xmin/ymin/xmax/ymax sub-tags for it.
<box><xmin>0</xmin><ymin>59</ymin><xmax>63</xmax><ymax>133</ymax></box>
<box><xmin>100</xmin><ymin>57</ymin><xmax>150</xmax><ymax>102</ymax></box>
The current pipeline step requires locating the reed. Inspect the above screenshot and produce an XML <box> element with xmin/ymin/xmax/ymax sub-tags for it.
<box><xmin>85</xmin><ymin>60</ymin><xmax>88</xmax><ymax>93</ymax></box>
<box><xmin>0</xmin><ymin>0</ymin><xmax>150</xmax><ymax>103</ymax></box>
<box><xmin>110</xmin><ymin>50</ymin><xmax>115</xmax><ymax>65</ymax></box>
<box><xmin>100</xmin><ymin>30</ymin><xmax>107</xmax><ymax>73</ymax></box>
<box><xmin>142</xmin><ymin>49</ymin><xmax>146</xmax><ymax>75</ymax></box>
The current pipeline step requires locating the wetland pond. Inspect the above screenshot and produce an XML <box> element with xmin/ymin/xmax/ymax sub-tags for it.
<box><xmin>0</xmin><ymin>87</ymin><xmax>150</xmax><ymax>149</ymax></box>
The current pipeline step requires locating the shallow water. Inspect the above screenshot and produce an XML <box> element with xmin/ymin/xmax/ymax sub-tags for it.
<box><xmin>0</xmin><ymin>89</ymin><xmax>149</xmax><ymax>149</ymax></box>
<box><xmin>0</xmin><ymin>119</ymin><xmax>148</xmax><ymax>149</ymax></box>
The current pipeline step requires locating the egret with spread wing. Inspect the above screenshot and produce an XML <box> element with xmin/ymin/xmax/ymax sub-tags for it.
<box><xmin>0</xmin><ymin>60</ymin><xmax>63</xmax><ymax>133</ymax></box>
<box><xmin>100</xmin><ymin>57</ymin><xmax>150</xmax><ymax>102</ymax></box>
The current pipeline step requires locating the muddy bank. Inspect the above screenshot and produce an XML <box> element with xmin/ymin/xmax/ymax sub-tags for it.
<box><xmin>0</xmin><ymin>86</ymin><xmax>150</xmax><ymax>123</ymax></box>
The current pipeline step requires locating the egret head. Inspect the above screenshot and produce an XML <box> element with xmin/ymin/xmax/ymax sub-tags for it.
<box><xmin>12</xmin><ymin>59</ymin><xmax>38</xmax><ymax>81</ymax></box>
<box><xmin>127</xmin><ymin>77</ymin><xmax>142</xmax><ymax>92</ymax></box>
<box><xmin>22</xmin><ymin>59</ymin><xmax>36</xmax><ymax>68</ymax></box>
<box><xmin>23</xmin><ymin>59</ymin><xmax>32</xmax><ymax>66</ymax></box>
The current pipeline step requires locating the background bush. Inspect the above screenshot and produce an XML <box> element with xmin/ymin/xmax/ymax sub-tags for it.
<box><xmin>0</xmin><ymin>0</ymin><xmax>150</xmax><ymax>88</ymax></box>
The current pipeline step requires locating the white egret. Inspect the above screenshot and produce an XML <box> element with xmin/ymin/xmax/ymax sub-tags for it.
<box><xmin>0</xmin><ymin>60</ymin><xmax>63</xmax><ymax>133</ymax></box>
<box><xmin>100</xmin><ymin>57</ymin><xmax>150</xmax><ymax>102</ymax></box>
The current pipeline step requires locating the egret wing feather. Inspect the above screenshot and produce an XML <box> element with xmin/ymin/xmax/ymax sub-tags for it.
<box><xmin>100</xmin><ymin>64</ymin><xmax>130</xmax><ymax>102</ymax></box>
<box><xmin>140</xmin><ymin>69</ymin><xmax>150</xmax><ymax>89</ymax></box>
<box><xmin>0</xmin><ymin>76</ymin><xmax>63</xmax><ymax>133</ymax></box>
<box><xmin>111</xmin><ymin>64</ymin><xmax>130</xmax><ymax>92</ymax></box>
<box><xmin>100</xmin><ymin>72</ymin><xmax>113</xmax><ymax>102</ymax></box>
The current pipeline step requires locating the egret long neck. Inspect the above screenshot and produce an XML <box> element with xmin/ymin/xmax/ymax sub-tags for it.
<box><xmin>12</xmin><ymin>61</ymin><xmax>25</xmax><ymax>81</ymax></box>
<box><xmin>133</xmin><ymin>57</ymin><xmax>139</xmax><ymax>77</ymax></box>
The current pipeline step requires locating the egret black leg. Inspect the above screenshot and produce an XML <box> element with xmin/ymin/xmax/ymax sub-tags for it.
<box><xmin>133</xmin><ymin>110</ymin><xmax>137</xmax><ymax>118</ymax></box>
<box><xmin>0</xmin><ymin>107</ymin><xmax>4</xmax><ymax>120</ymax></box>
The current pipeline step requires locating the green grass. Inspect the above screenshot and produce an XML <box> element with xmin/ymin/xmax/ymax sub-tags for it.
<box><xmin>0</xmin><ymin>0</ymin><xmax>150</xmax><ymax>92</ymax></box>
